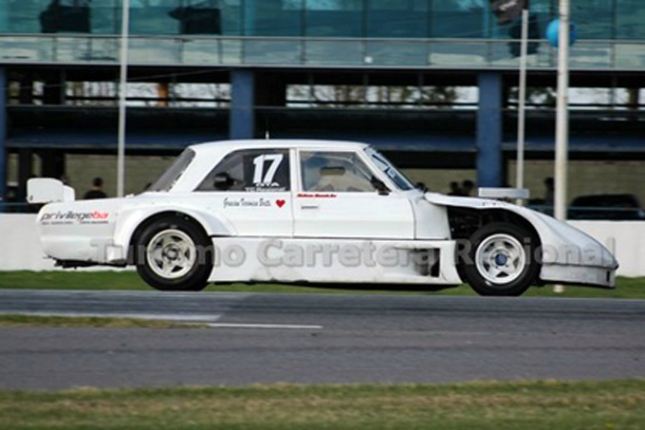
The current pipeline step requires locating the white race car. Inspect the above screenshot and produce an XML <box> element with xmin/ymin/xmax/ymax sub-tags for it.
<box><xmin>28</xmin><ymin>140</ymin><xmax>618</xmax><ymax>296</ymax></box>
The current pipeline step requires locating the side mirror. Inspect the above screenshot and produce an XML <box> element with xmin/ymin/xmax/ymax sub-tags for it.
<box><xmin>213</xmin><ymin>172</ymin><xmax>234</xmax><ymax>190</ymax></box>
<box><xmin>371</xmin><ymin>176</ymin><xmax>390</xmax><ymax>196</ymax></box>
<box><xmin>415</xmin><ymin>182</ymin><xmax>428</xmax><ymax>192</ymax></box>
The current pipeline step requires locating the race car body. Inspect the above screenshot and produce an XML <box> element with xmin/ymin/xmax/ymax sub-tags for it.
<box><xmin>28</xmin><ymin>140</ymin><xmax>618</xmax><ymax>296</ymax></box>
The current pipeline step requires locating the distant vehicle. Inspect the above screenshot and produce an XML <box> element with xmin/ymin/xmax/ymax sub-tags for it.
<box><xmin>568</xmin><ymin>194</ymin><xmax>645</xmax><ymax>221</ymax></box>
<box><xmin>27</xmin><ymin>140</ymin><xmax>618</xmax><ymax>296</ymax></box>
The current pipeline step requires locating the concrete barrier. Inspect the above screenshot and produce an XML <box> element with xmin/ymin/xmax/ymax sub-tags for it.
<box><xmin>0</xmin><ymin>214</ymin><xmax>57</xmax><ymax>271</ymax></box>
<box><xmin>572</xmin><ymin>221</ymin><xmax>645</xmax><ymax>278</ymax></box>
<box><xmin>0</xmin><ymin>214</ymin><xmax>643</xmax><ymax>276</ymax></box>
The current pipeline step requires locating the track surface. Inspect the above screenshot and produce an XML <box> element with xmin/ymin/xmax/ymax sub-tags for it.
<box><xmin>1</xmin><ymin>290</ymin><xmax>645</xmax><ymax>390</ymax></box>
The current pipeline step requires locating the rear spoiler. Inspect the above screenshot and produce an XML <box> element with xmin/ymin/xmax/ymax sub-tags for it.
<box><xmin>27</xmin><ymin>178</ymin><xmax>76</xmax><ymax>204</ymax></box>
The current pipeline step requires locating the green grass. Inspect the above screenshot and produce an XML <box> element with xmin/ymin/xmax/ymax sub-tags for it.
<box><xmin>0</xmin><ymin>270</ymin><xmax>644</xmax><ymax>299</ymax></box>
<box><xmin>0</xmin><ymin>314</ymin><xmax>206</xmax><ymax>329</ymax></box>
<box><xmin>1</xmin><ymin>380</ymin><xmax>644</xmax><ymax>429</ymax></box>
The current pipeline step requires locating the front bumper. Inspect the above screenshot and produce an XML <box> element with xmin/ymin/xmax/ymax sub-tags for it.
<box><xmin>540</xmin><ymin>263</ymin><xmax>617</xmax><ymax>289</ymax></box>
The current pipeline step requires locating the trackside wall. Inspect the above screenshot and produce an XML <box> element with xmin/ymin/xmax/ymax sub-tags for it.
<box><xmin>0</xmin><ymin>214</ymin><xmax>644</xmax><ymax>276</ymax></box>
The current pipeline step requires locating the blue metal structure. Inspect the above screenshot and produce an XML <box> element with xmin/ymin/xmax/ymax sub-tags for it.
<box><xmin>477</xmin><ymin>72</ymin><xmax>503</xmax><ymax>188</ymax></box>
<box><xmin>230</xmin><ymin>69</ymin><xmax>255</xmax><ymax>140</ymax></box>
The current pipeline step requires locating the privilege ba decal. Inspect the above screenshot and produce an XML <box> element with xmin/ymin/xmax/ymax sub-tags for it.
<box><xmin>40</xmin><ymin>210</ymin><xmax>110</xmax><ymax>225</ymax></box>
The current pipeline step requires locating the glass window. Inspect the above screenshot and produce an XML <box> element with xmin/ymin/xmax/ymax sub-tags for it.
<box><xmin>366</xmin><ymin>148</ymin><xmax>414</xmax><ymax>191</ymax></box>
<box><xmin>244</xmin><ymin>0</ymin><xmax>303</xmax><ymax>36</ymax></box>
<box><xmin>166</xmin><ymin>0</ymin><xmax>224</xmax><ymax>35</ymax></box>
<box><xmin>148</xmin><ymin>148</ymin><xmax>196</xmax><ymax>191</ymax></box>
<box><xmin>300</xmin><ymin>151</ymin><xmax>377</xmax><ymax>192</ymax></box>
<box><xmin>430</xmin><ymin>0</ymin><xmax>487</xmax><ymax>38</ymax></box>
<box><xmin>304</xmin><ymin>0</ymin><xmax>363</xmax><ymax>37</ymax></box>
<box><xmin>616</xmin><ymin>0</ymin><xmax>645</xmax><ymax>40</ymax></box>
<box><xmin>197</xmin><ymin>149</ymin><xmax>291</xmax><ymax>192</ymax></box>
<box><xmin>0</xmin><ymin>0</ymin><xmax>242</xmax><ymax>35</ymax></box>
<box><xmin>366</xmin><ymin>0</ymin><xmax>428</xmax><ymax>38</ymax></box>
<box><xmin>571</xmin><ymin>0</ymin><xmax>613</xmax><ymax>40</ymax></box>
<box><xmin>3</xmin><ymin>0</ymin><xmax>93</xmax><ymax>34</ymax></box>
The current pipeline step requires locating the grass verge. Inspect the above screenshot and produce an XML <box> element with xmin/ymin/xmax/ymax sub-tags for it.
<box><xmin>0</xmin><ymin>314</ymin><xmax>205</xmax><ymax>329</ymax></box>
<box><xmin>0</xmin><ymin>271</ymin><xmax>644</xmax><ymax>299</ymax></box>
<box><xmin>1</xmin><ymin>380</ymin><xmax>644</xmax><ymax>429</ymax></box>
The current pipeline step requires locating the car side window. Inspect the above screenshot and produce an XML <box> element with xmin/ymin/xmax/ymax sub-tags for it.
<box><xmin>300</xmin><ymin>151</ymin><xmax>377</xmax><ymax>192</ymax></box>
<box><xmin>196</xmin><ymin>149</ymin><xmax>290</xmax><ymax>192</ymax></box>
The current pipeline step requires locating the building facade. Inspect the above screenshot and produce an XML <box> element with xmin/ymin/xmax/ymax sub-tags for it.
<box><xmin>0</xmin><ymin>0</ymin><xmax>644</xmax><ymax>205</ymax></box>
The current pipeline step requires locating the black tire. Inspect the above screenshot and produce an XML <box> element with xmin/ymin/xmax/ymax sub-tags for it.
<box><xmin>135</xmin><ymin>216</ymin><xmax>213</xmax><ymax>292</ymax></box>
<box><xmin>459</xmin><ymin>222</ymin><xmax>539</xmax><ymax>297</ymax></box>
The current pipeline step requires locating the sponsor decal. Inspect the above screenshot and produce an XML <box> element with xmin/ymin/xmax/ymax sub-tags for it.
<box><xmin>221</xmin><ymin>197</ymin><xmax>288</xmax><ymax>209</ymax></box>
<box><xmin>223</xmin><ymin>197</ymin><xmax>272</xmax><ymax>208</ymax></box>
<box><xmin>297</xmin><ymin>193</ymin><xmax>337</xmax><ymax>198</ymax></box>
<box><xmin>244</xmin><ymin>183</ymin><xmax>287</xmax><ymax>192</ymax></box>
<box><xmin>41</xmin><ymin>210</ymin><xmax>110</xmax><ymax>225</ymax></box>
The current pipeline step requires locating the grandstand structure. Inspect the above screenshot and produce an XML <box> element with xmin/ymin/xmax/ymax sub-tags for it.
<box><xmin>0</xmin><ymin>0</ymin><xmax>643</xmax><ymax>206</ymax></box>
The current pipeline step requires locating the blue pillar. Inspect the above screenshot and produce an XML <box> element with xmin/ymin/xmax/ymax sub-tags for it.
<box><xmin>0</xmin><ymin>67</ymin><xmax>6</xmax><ymax>212</ymax></box>
<box><xmin>476</xmin><ymin>72</ymin><xmax>503</xmax><ymax>188</ymax></box>
<box><xmin>229</xmin><ymin>69</ymin><xmax>255</xmax><ymax>140</ymax></box>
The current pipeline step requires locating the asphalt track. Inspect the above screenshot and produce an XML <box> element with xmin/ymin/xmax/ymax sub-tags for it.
<box><xmin>1</xmin><ymin>289</ymin><xmax>645</xmax><ymax>390</ymax></box>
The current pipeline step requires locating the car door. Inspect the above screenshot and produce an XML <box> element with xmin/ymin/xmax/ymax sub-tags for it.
<box><xmin>293</xmin><ymin>149</ymin><xmax>414</xmax><ymax>239</ymax></box>
<box><xmin>194</xmin><ymin>148</ymin><xmax>293</xmax><ymax>236</ymax></box>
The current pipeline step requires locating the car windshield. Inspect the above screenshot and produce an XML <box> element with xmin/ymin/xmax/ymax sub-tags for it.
<box><xmin>365</xmin><ymin>148</ymin><xmax>414</xmax><ymax>191</ymax></box>
<box><xmin>148</xmin><ymin>149</ymin><xmax>196</xmax><ymax>192</ymax></box>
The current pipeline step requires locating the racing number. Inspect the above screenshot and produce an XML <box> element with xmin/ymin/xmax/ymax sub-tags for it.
<box><xmin>252</xmin><ymin>154</ymin><xmax>284</xmax><ymax>185</ymax></box>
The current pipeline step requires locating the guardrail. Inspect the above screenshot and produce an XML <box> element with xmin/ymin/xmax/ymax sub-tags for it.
<box><xmin>2</xmin><ymin>34</ymin><xmax>645</xmax><ymax>70</ymax></box>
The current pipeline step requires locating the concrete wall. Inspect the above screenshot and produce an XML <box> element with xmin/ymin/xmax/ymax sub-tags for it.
<box><xmin>1</xmin><ymin>214</ymin><xmax>56</xmax><ymax>271</ymax></box>
<box><xmin>1</xmin><ymin>214</ymin><xmax>644</xmax><ymax>277</ymax></box>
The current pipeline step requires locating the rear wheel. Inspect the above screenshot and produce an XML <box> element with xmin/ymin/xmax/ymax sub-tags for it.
<box><xmin>460</xmin><ymin>222</ymin><xmax>538</xmax><ymax>297</ymax></box>
<box><xmin>135</xmin><ymin>217</ymin><xmax>213</xmax><ymax>291</ymax></box>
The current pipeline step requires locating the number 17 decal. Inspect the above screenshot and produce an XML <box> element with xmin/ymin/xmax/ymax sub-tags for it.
<box><xmin>252</xmin><ymin>154</ymin><xmax>284</xmax><ymax>185</ymax></box>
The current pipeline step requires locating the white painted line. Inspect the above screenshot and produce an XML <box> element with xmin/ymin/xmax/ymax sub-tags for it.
<box><xmin>0</xmin><ymin>311</ymin><xmax>222</xmax><ymax>323</ymax></box>
<box><xmin>207</xmin><ymin>323</ymin><xmax>323</xmax><ymax>330</ymax></box>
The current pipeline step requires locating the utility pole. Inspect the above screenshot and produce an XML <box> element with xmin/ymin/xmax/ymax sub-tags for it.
<box><xmin>553</xmin><ymin>0</ymin><xmax>570</xmax><ymax>294</ymax></box>
<box><xmin>515</xmin><ymin>7</ymin><xmax>529</xmax><ymax>204</ymax></box>
<box><xmin>117</xmin><ymin>0</ymin><xmax>130</xmax><ymax>197</ymax></box>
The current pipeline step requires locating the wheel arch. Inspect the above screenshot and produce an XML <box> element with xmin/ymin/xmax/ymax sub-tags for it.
<box><xmin>128</xmin><ymin>211</ymin><xmax>212</xmax><ymax>265</ymax></box>
<box><xmin>111</xmin><ymin>206</ymin><xmax>233</xmax><ymax>265</ymax></box>
<box><xmin>446</xmin><ymin>207</ymin><xmax>543</xmax><ymax>288</ymax></box>
<box><xmin>447</xmin><ymin>206</ymin><xmax>541</xmax><ymax>246</ymax></box>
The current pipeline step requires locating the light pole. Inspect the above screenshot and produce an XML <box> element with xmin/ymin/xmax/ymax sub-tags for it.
<box><xmin>515</xmin><ymin>7</ymin><xmax>529</xmax><ymax>204</ymax></box>
<box><xmin>117</xmin><ymin>0</ymin><xmax>130</xmax><ymax>198</ymax></box>
<box><xmin>554</xmin><ymin>0</ymin><xmax>570</xmax><ymax>293</ymax></box>
<box><xmin>554</xmin><ymin>0</ymin><xmax>570</xmax><ymax>222</ymax></box>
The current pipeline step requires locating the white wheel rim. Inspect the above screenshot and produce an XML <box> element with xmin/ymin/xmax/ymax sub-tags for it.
<box><xmin>146</xmin><ymin>229</ymin><xmax>197</xmax><ymax>280</ymax></box>
<box><xmin>475</xmin><ymin>233</ymin><xmax>527</xmax><ymax>285</ymax></box>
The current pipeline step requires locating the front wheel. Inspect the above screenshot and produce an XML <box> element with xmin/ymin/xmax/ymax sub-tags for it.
<box><xmin>459</xmin><ymin>222</ymin><xmax>539</xmax><ymax>297</ymax></box>
<box><xmin>135</xmin><ymin>217</ymin><xmax>213</xmax><ymax>291</ymax></box>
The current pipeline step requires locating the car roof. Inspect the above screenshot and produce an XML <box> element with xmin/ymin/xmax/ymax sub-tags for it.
<box><xmin>188</xmin><ymin>139</ymin><xmax>369</xmax><ymax>155</ymax></box>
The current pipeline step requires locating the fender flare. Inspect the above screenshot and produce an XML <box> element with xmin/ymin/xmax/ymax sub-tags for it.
<box><xmin>424</xmin><ymin>192</ymin><xmax>617</xmax><ymax>268</ymax></box>
<box><xmin>111</xmin><ymin>205</ymin><xmax>235</xmax><ymax>263</ymax></box>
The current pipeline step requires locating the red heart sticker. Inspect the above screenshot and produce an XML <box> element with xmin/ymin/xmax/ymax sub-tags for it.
<box><xmin>276</xmin><ymin>199</ymin><xmax>286</xmax><ymax>208</ymax></box>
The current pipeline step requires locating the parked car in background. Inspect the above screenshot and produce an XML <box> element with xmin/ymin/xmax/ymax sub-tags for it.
<box><xmin>568</xmin><ymin>194</ymin><xmax>645</xmax><ymax>221</ymax></box>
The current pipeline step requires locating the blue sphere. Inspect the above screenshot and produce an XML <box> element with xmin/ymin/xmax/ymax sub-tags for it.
<box><xmin>546</xmin><ymin>19</ymin><xmax>577</xmax><ymax>48</ymax></box>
